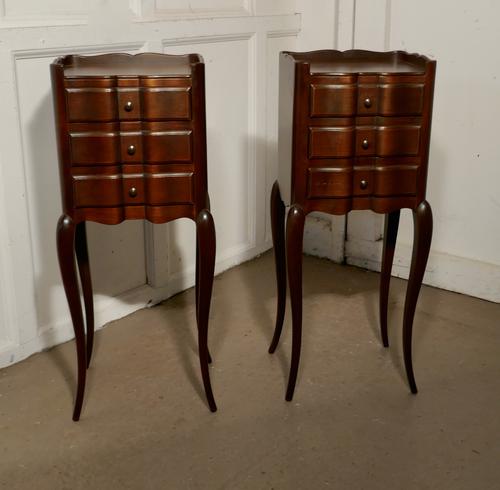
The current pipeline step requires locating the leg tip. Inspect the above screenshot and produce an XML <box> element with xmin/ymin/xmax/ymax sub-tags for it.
<box><xmin>382</xmin><ymin>340</ymin><xmax>389</xmax><ymax>348</ymax></box>
<box><xmin>268</xmin><ymin>345</ymin><xmax>276</xmax><ymax>354</ymax></box>
<box><xmin>209</xmin><ymin>404</ymin><xmax>217</xmax><ymax>413</ymax></box>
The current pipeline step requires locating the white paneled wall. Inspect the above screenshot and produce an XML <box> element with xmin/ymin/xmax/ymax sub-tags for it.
<box><xmin>345</xmin><ymin>0</ymin><xmax>500</xmax><ymax>302</ymax></box>
<box><xmin>0</xmin><ymin>1</ymin><xmax>300</xmax><ymax>368</ymax></box>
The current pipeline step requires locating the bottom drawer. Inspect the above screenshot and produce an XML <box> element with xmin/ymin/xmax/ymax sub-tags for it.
<box><xmin>73</xmin><ymin>171</ymin><xmax>194</xmax><ymax>207</ymax></box>
<box><xmin>307</xmin><ymin>165</ymin><xmax>417</xmax><ymax>199</ymax></box>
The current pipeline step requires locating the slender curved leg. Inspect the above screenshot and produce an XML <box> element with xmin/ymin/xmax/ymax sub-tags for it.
<box><xmin>196</xmin><ymin>242</ymin><xmax>212</xmax><ymax>364</ymax></box>
<box><xmin>57</xmin><ymin>215</ymin><xmax>86</xmax><ymax>421</ymax></box>
<box><xmin>379</xmin><ymin>210</ymin><xmax>400</xmax><ymax>348</ymax></box>
<box><xmin>403</xmin><ymin>201</ymin><xmax>433</xmax><ymax>394</ymax></box>
<box><xmin>285</xmin><ymin>205</ymin><xmax>306</xmax><ymax>402</ymax></box>
<box><xmin>269</xmin><ymin>181</ymin><xmax>287</xmax><ymax>354</ymax></box>
<box><xmin>75</xmin><ymin>221</ymin><xmax>95</xmax><ymax>368</ymax></box>
<box><xmin>196</xmin><ymin>209</ymin><xmax>217</xmax><ymax>412</ymax></box>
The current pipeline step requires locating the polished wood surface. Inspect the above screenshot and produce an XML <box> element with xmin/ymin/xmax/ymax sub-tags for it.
<box><xmin>271</xmin><ymin>50</ymin><xmax>436</xmax><ymax>401</ymax></box>
<box><xmin>52</xmin><ymin>53</ymin><xmax>217</xmax><ymax>420</ymax></box>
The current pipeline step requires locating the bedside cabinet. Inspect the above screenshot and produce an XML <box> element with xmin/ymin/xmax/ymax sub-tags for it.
<box><xmin>270</xmin><ymin>50</ymin><xmax>436</xmax><ymax>400</ymax></box>
<box><xmin>51</xmin><ymin>53</ymin><xmax>217</xmax><ymax>420</ymax></box>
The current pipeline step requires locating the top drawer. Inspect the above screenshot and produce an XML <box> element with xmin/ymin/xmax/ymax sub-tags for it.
<box><xmin>309</xmin><ymin>80</ymin><xmax>424</xmax><ymax>118</ymax></box>
<box><xmin>64</xmin><ymin>79</ymin><xmax>192</xmax><ymax>122</ymax></box>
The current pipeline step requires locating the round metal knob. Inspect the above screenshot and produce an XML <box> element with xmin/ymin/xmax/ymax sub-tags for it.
<box><xmin>364</xmin><ymin>97</ymin><xmax>372</xmax><ymax>108</ymax></box>
<box><xmin>362</xmin><ymin>139</ymin><xmax>369</xmax><ymax>150</ymax></box>
<box><xmin>127</xmin><ymin>144</ymin><xmax>136</xmax><ymax>155</ymax></box>
<box><xmin>360</xmin><ymin>180</ymin><xmax>368</xmax><ymax>190</ymax></box>
<box><xmin>129</xmin><ymin>187</ymin><xmax>138</xmax><ymax>198</ymax></box>
<box><xmin>124</xmin><ymin>101</ymin><xmax>134</xmax><ymax>112</ymax></box>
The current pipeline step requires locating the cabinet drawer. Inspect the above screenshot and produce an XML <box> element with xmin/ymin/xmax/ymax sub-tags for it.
<box><xmin>310</xmin><ymin>83</ymin><xmax>357</xmax><ymax>117</ymax></box>
<box><xmin>308</xmin><ymin>127</ymin><xmax>354</xmax><ymax>158</ymax></box>
<box><xmin>307</xmin><ymin>167</ymin><xmax>352</xmax><ymax>198</ymax></box>
<box><xmin>310</xmin><ymin>125</ymin><xmax>420</xmax><ymax>159</ymax></box>
<box><xmin>73</xmin><ymin>171</ymin><xmax>194</xmax><ymax>207</ymax></box>
<box><xmin>142</xmin><ymin>88</ymin><xmax>191</xmax><ymax>120</ymax></box>
<box><xmin>69</xmin><ymin>132</ymin><xmax>120</xmax><ymax>165</ymax></box>
<box><xmin>143</xmin><ymin>130</ymin><xmax>192</xmax><ymax>163</ymax></box>
<box><xmin>373</xmin><ymin>165</ymin><xmax>418</xmax><ymax>196</ymax></box>
<box><xmin>145</xmin><ymin>172</ymin><xmax>194</xmax><ymax>205</ymax></box>
<box><xmin>66</xmin><ymin>88</ymin><xmax>117</xmax><ymax>122</ymax></box>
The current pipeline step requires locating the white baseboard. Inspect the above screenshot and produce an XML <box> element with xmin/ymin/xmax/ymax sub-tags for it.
<box><xmin>346</xmin><ymin>238</ymin><xmax>500</xmax><ymax>303</ymax></box>
<box><xmin>0</xmin><ymin>240</ymin><xmax>273</xmax><ymax>370</ymax></box>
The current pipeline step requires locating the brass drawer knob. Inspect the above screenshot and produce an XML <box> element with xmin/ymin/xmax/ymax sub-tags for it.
<box><xmin>127</xmin><ymin>144</ymin><xmax>136</xmax><ymax>155</ymax></box>
<box><xmin>360</xmin><ymin>180</ymin><xmax>368</xmax><ymax>190</ymax></box>
<box><xmin>364</xmin><ymin>97</ymin><xmax>372</xmax><ymax>108</ymax></box>
<box><xmin>129</xmin><ymin>187</ymin><xmax>138</xmax><ymax>198</ymax></box>
<box><xmin>124</xmin><ymin>101</ymin><xmax>134</xmax><ymax>112</ymax></box>
<box><xmin>362</xmin><ymin>139</ymin><xmax>369</xmax><ymax>149</ymax></box>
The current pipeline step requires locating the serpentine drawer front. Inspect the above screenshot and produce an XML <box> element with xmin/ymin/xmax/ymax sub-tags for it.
<box><xmin>51</xmin><ymin>53</ymin><xmax>217</xmax><ymax>420</ymax></box>
<box><xmin>270</xmin><ymin>50</ymin><xmax>436</xmax><ymax>404</ymax></box>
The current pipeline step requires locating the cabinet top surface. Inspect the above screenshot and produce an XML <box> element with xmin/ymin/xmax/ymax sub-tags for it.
<box><xmin>54</xmin><ymin>52</ymin><xmax>199</xmax><ymax>78</ymax></box>
<box><xmin>284</xmin><ymin>50</ymin><xmax>432</xmax><ymax>75</ymax></box>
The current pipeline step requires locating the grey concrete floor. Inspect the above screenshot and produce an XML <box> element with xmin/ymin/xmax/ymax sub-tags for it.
<box><xmin>1</xmin><ymin>252</ymin><xmax>499</xmax><ymax>489</ymax></box>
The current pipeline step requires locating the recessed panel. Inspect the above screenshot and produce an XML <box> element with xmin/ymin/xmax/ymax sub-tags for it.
<box><xmin>307</xmin><ymin>167</ymin><xmax>352</xmax><ymax>198</ymax></box>
<box><xmin>310</xmin><ymin>83</ymin><xmax>357</xmax><ymax>117</ymax></box>
<box><xmin>308</xmin><ymin>127</ymin><xmax>355</xmax><ymax>158</ymax></box>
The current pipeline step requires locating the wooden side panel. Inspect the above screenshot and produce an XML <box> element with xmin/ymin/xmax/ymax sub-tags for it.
<box><xmin>69</xmin><ymin>133</ymin><xmax>120</xmax><ymax>165</ymax></box>
<box><xmin>373</xmin><ymin>165</ymin><xmax>418</xmax><ymax>196</ymax></box>
<box><xmin>308</xmin><ymin>127</ymin><xmax>355</xmax><ymax>158</ymax></box>
<box><xmin>141</xmin><ymin>88</ymin><xmax>192</xmax><ymax>120</ymax></box>
<box><xmin>379</xmin><ymin>83</ymin><xmax>424</xmax><ymax>116</ymax></box>
<box><xmin>377</xmin><ymin>125</ymin><xmax>421</xmax><ymax>156</ymax></box>
<box><xmin>66</xmin><ymin>88</ymin><xmax>117</xmax><ymax>122</ymax></box>
<box><xmin>145</xmin><ymin>172</ymin><xmax>194</xmax><ymax>205</ymax></box>
<box><xmin>73</xmin><ymin>176</ymin><xmax>123</xmax><ymax>207</ymax></box>
<box><xmin>307</xmin><ymin>167</ymin><xmax>352</xmax><ymax>198</ymax></box>
<box><xmin>310</xmin><ymin>83</ymin><xmax>357</xmax><ymax>117</ymax></box>
<box><xmin>143</xmin><ymin>130</ymin><xmax>193</xmax><ymax>163</ymax></box>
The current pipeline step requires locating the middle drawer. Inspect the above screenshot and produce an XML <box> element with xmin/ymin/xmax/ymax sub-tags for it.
<box><xmin>68</xmin><ymin>122</ymin><xmax>193</xmax><ymax>166</ymax></box>
<box><xmin>308</xmin><ymin>124</ymin><xmax>421</xmax><ymax>159</ymax></box>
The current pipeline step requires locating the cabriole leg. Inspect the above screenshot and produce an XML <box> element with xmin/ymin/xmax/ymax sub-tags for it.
<box><xmin>379</xmin><ymin>210</ymin><xmax>401</xmax><ymax>347</ymax></box>
<box><xmin>269</xmin><ymin>181</ymin><xmax>287</xmax><ymax>354</ymax></box>
<box><xmin>196</xmin><ymin>209</ymin><xmax>217</xmax><ymax>412</ymax></box>
<box><xmin>285</xmin><ymin>205</ymin><xmax>306</xmax><ymax>402</ymax></box>
<box><xmin>57</xmin><ymin>215</ymin><xmax>86</xmax><ymax>421</ymax></box>
<box><xmin>403</xmin><ymin>201</ymin><xmax>433</xmax><ymax>393</ymax></box>
<box><xmin>75</xmin><ymin>221</ymin><xmax>95</xmax><ymax>368</ymax></box>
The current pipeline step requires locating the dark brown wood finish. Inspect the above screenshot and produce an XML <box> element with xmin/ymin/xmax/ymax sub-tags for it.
<box><xmin>51</xmin><ymin>53</ymin><xmax>217</xmax><ymax>419</ymax></box>
<box><xmin>379</xmin><ymin>209</ymin><xmax>400</xmax><ymax>347</ymax></box>
<box><xmin>270</xmin><ymin>50</ymin><xmax>436</xmax><ymax>401</ymax></box>
<box><xmin>269</xmin><ymin>181</ymin><xmax>286</xmax><ymax>354</ymax></box>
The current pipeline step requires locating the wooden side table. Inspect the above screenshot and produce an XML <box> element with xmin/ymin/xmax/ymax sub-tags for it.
<box><xmin>270</xmin><ymin>50</ymin><xmax>436</xmax><ymax>400</ymax></box>
<box><xmin>51</xmin><ymin>53</ymin><xmax>217</xmax><ymax>420</ymax></box>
